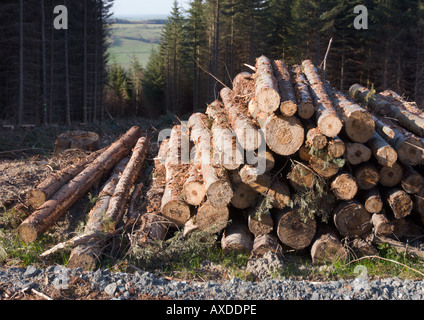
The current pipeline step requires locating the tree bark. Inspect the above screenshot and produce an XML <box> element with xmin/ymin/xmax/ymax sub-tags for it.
<box><xmin>254</xmin><ymin>55</ymin><xmax>281</xmax><ymax>114</ymax></box>
<box><xmin>333</xmin><ymin>200</ymin><xmax>372</xmax><ymax>237</ymax></box>
<box><xmin>291</xmin><ymin>65</ymin><xmax>315</xmax><ymax>120</ymax></box>
<box><xmin>275</xmin><ymin>207</ymin><xmax>317</xmax><ymax>250</ymax></box>
<box><xmin>302</xmin><ymin>60</ymin><xmax>343</xmax><ymax>138</ymax></box>
<box><xmin>273</xmin><ymin>60</ymin><xmax>297</xmax><ymax>116</ymax></box>
<box><xmin>18</xmin><ymin>127</ymin><xmax>143</xmax><ymax>243</ymax></box>
<box><xmin>27</xmin><ymin>148</ymin><xmax>104</xmax><ymax>209</ymax></box>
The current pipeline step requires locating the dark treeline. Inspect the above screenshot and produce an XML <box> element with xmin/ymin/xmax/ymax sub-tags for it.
<box><xmin>0</xmin><ymin>0</ymin><xmax>113</xmax><ymax>126</ymax></box>
<box><xmin>137</xmin><ymin>0</ymin><xmax>424</xmax><ymax>118</ymax></box>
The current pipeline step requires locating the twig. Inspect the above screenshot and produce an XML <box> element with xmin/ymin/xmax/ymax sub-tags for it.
<box><xmin>31</xmin><ymin>288</ymin><xmax>53</xmax><ymax>300</ymax></box>
<box><xmin>346</xmin><ymin>255</ymin><xmax>424</xmax><ymax>278</ymax></box>
<box><xmin>244</xmin><ymin>63</ymin><xmax>256</xmax><ymax>72</ymax></box>
<box><xmin>319</xmin><ymin>37</ymin><xmax>333</xmax><ymax>82</ymax></box>
<box><xmin>194</xmin><ymin>58</ymin><xmax>230</xmax><ymax>90</ymax></box>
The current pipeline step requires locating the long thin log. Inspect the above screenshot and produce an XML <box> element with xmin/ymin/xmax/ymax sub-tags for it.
<box><xmin>18</xmin><ymin>126</ymin><xmax>143</xmax><ymax>243</ymax></box>
<box><xmin>221</xmin><ymin>87</ymin><xmax>262</xmax><ymax>151</ymax></box>
<box><xmin>291</xmin><ymin>65</ymin><xmax>315</xmax><ymax>120</ymax></box>
<box><xmin>255</xmin><ymin>55</ymin><xmax>281</xmax><ymax>114</ymax></box>
<box><xmin>273</xmin><ymin>59</ymin><xmax>297</xmax><ymax>116</ymax></box>
<box><xmin>302</xmin><ymin>60</ymin><xmax>343</xmax><ymax>138</ymax></box>
<box><xmin>27</xmin><ymin>148</ymin><xmax>105</xmax><ymax>209</ymax></box>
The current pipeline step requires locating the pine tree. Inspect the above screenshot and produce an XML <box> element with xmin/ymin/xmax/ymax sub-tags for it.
<box><xmin>142</xmin><ymin>48</ymin><xmax>165</xmax><ymax>118</ymax></box>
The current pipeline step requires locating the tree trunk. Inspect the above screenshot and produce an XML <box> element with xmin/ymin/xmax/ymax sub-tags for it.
<box><xmin>371</xmin><ymin>213</ymin><xmax>394</xmax><ymax>237</ymax></box>
<box><xmin>401</xmin><ymin>166</ymin><xmax>424</xmax><ymax>195</ymax></box>
<box><xmin>254</xmin><ymin>56</ymin><xmax>281</xmax><ymax>114</ymax></box>
<box><xmin>275</xmin><ymin>207</ymin><xmax>317</xmax><ymax>250</ymax></box>
<box><xmin>248</xmin><ymin>98</ymin><xmax>304</xmax><ymax>156</ymax></box>
<box><xmin>302</xmin><ymin>60</ymin><xmax>343</xmax><ymax>138</ymax></box>
<box><xmin>251</xmin><ymin>234</ymin><xmax>282</xmax><ymax>257</ymax></box>
<box><xmin>27</xmin><ymin>148</ymin><xmax>104</xmax><ymax>209</ymax></box>
<box><xmin>291</xmin><ymin>65</ymin><xmax>315</xmax><ymax>120</ymax></box>
<box><xmin>273</xmin><ymin>60</ymin><xmax>297</xmax><ymax>116</ymax></box>
<box><xmin>221</xmin><ymin>218</ymin><xmax>253</xmax><ymax>255</ymax></box>
<box><xmin>161</xmin><ymin>125</ymin><xmax>192</xmax><ymax>227</ymax></box>
<box><xmin>333</xmin><ymin>200</ymin><xmax>372</xmax><ymax>237</ymax></box>
<box><xmin>326</xmin><ymin>86</ymin><xmax>375</xmax><ymax>143</ymax></box>
<box><xmin>355</xmin><ymin>164</ymin><xmax>380</xmax><ymax>190</ymax></box>
<box><xmin>41</xmin><ymin>0</ymin><xmax>48</xmax><ymax>126</ymax></box>
<box><xmin>206</xmin><ymin>100</ymin><xmax>242</xmax><ymax>171</ymax></box>
<box><xmin>366</xmin><ymin>131</ymin><xmax>398</xmax><ymax>168</ymax></box>
<box><xmin>385</xmin><ymin>188</ymin><xmax>413</xmax><ymax>220</ymax></box>
<box><xmin>344</xmin><ymin>143</ymin><xmax>372</xmax><ymax>165</ymax></box>
<box><xmin>287</xmin><ymin>162</ymin><xmax>317</xmax><ymax>191</ymax></box>
<box><xmin>331</xmin><ymin>172</ymin><xmax>358</xmax><ymax>201</ymax></box>
<box><xmin>379</xmin><ymin>162</ymin><xmax>403</xmax><ymax>187</ymax></box>
<box><xmin>18</xmin><ymin>0</ymin><xmax>24</xmax><ymax>126</ymax></box>
<box><xmin>363</xmin><ymin>188</ymin><xmax>383</xmax><ymax>214</ymax></box>
<box><xmin>195</xmin><ymin>201</ymin><xmax>229</xmax><ymax>234</ymax></box>
<box><xmin>311</xmin><ymin>233</ymin><xmax>348</xmax><ymax>265</ymax></box>
<box><xmin>327</xmin><ymin>137</ymin><xmax>345</xmax><ymax>159</ymax></box>
<box><xmin>220</xmin><ymin>87</ymin><xmax>262</xmax><ymax>151</ymax></box>
<box><xmin>18</xmin><ymin>126</ymin><xmax>143</xmax><ymax>243</ymax></box>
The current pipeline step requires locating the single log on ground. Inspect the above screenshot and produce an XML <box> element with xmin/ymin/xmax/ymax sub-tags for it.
<box><xmin>206</xmin><ymin>100</ymin><xmax>243</xmax><ymax>171</ymax></box>
<box><xmin>402</xmin><ymin>166</ymin><xmax>424</xmax><ymax>195</ymax></box>
<box><xmin>291</xmin><ymin>65</ymin><xmax>315</xmax><ymax>119</ymax></box>
<box><xmin>311</xmin><ymin>233</ymin><xmax>348</xmax><ymax>265</ymax></box>
<box><xmin>55</xmin><ymin>131</ymin><xmax>100</xmax><ymax>153</ymax></box>
<box><xmin>182</xmin><ymin>146</ymin><xmax>206</xmax><ymax>206</ymax></box>
<box><xmin>355</xmin><ymin>164</ymin><xmax>380</xmax><ymax>190</ymax></box>
<box><xmin>385</xmin><ymin>188</ymin><xmax>413</xmax><ymax>220</ymax></box>
<box><xmin>196</xmin><ymin>202</ymin><xmax>229</xmax><ymax>233</ymax></box>
<box><xmin>254</xmin><ymin>55</ymin><xmax>281</xmax><ymax>114</ymax></box>
<box><xmin>345</xmin><ymin>143</ymin><xmax>372</xmax><ymax>165</ymax></box>
<box><xmin>326</xmin><ymin>86</ymin><xmax>375</xmax><ymax>143</ymax></box>
<box><xmin>372</xmin><ymin>213</ymin><xmax>394</xmax><ymax>237</ymax></box>
<box><xmin>228</xmin><ymin>170</ymin><xmax>257</xmax><ymax>210</ymax></box>
<box><xmin>251</xmin><ymin>234</ymin><xmax>282</xmax><ymax>257</ymax></box>
<box><xmin>302</xmin><ymin>60</ymin><xmax>343</xmax><ymax>138</ymax></box>
<box><xmin>328</xmin><ymin>137</ymin><xmax>345</xmax><ymax>159</ymax></box>
<box><xmin>288</xmin><ymin>162</ymin><xmax>317</xmax><ymax>191</ymax></box>
<box><xmin>221</xmin><ymin>87</ymin><xmax>262</xmax><ymax>151</ymax></box>
<box><xmin>350</xmin><ymin>84</ymin><xmax>424</xmax><ymax>138</ymax></box>
<box><xmin>333</xmin><ymin>200</ymin><xmax>372</xmax><ymax>237</ymax></box>
<box><xmin>379</xmin><ymin>162</ymin><xmax>404</xmax><ymax>187</ymax></box>
<box><xmin>331</xmin><ymin>172</ymin><xmax>358</xmax><ymax>201</ymax></box>
<box><xmin>366</xmin><ymin>131</ymin><xmax>398</xmax><ymax>168</ymax></box>
<box><xmin>248</xmin><ymin>98</ymin><xmax>304</xmax><ymax>156</ymax></box>
<box><xmin>363</xmin><ymin>188</ymin><xmax>383</xmax><ymax>214</ymax></box>
<box><xmin>221</xmin><ymin>218</ymin><xmax>253</xmax><ymax>255</ymax></box>
<box><xmin>275</xmin><ymin>207</ymin><xmax>317</xmax><ymax>250</ymax></box>
<box><xmin>161</xmin><ymin>125</ymin><xmax>192</xmax><ymax>227</ymax></box>
<box><xmin>27</xmin><ymin>148</ymin><xmax>104</xmax><ymax>209</ymax></box>
<box><xmin>273</xmin><ymin>59</ymin><xmax>297</xmax><ymax>116</ymax></box>
<box><xmin>372</xmin><ymin>234</ymin><xmax>424</xmax><ymax>260</ymax></box>
<box><xmin>18</xmin><ymin>126</ymin><xmax>143</xmax><ymax>243</ymax></box>
<box><xmin>66</xmin><ymin>157</ymin><xmax>130</xmax><ymax>270</ymax></box>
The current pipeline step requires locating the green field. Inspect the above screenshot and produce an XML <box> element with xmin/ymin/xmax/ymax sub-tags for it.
<box><xmin>107</xmin><ymin>23</ymin><xmax>164</xmax><ymax>68</ymax></box>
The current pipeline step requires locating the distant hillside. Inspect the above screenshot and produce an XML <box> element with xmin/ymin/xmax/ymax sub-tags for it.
<box><xmin>107</xmin><ymin>21</ymin><xmax>164</xmax><ymax>68</ymax></box>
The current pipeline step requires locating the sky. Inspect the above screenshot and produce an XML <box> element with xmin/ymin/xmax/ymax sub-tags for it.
<box><xmin>111</xmin><ymin>0</ymin><xmax>191</xmax><ymax>17</ymax></box>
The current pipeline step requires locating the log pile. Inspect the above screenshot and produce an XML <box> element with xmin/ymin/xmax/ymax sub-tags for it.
<box><xmin>150</xmin><ymin>55</ymin><xmax>424</xmax><ymax>266</ymax></box>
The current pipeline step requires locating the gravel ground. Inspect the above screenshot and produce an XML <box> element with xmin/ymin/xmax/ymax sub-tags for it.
<box><xmin>1</xmin><ymin>260</ymin><xmax>424</xmax><ymax>301</ymax></box>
